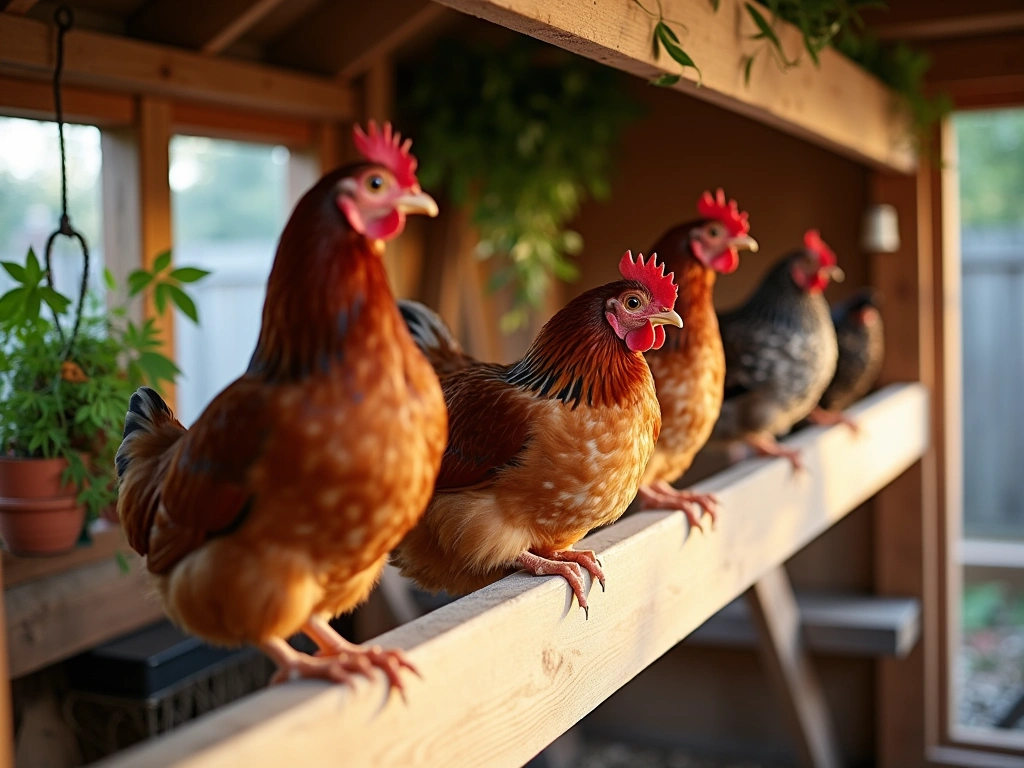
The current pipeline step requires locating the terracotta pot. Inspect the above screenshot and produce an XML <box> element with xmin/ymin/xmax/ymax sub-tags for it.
<box><xmin>0</xmin><ymin>457</ymin><xmax>86</xmax><ymax>555</ymax></box>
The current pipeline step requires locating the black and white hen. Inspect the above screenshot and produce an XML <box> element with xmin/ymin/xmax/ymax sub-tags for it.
<box><xmin>819</xmin><ymin>288</ymin><xmax>884</xmax><ymax>413</ymax></box>
<box><xmin>712</xmin><ymin>230</ymin><xmax>844</xmax><ymax>470</ymax></box>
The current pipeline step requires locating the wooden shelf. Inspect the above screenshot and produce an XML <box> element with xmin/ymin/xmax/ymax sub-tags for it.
<box><xmin>434</xmin><ymin>0</ymin><xmax>916</xmax><ymax>173</ymax></box>
<box><xmin>97</xmin><ymin>383</ymin><xmax>929</xmax><ymax>768</ymax></box>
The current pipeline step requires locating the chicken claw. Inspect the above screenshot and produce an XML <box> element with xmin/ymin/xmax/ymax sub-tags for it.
<box><xmin>516</xmin><ymin>551</ymin><xmax>599</xmax><ymax>618</ymax></box>
<box><xmin>638</xmin><ymin>480</ymin><xmax>719</xmax><ymax>531</ymax></box>
<box><xmin>807</xmin><ymin>407</ymin><xmax>859</xmax><ymax>434</ymax></box>
<box><xmin>745</xmin><ymin>433</ymin><xmax>804</xmax><ymax>473</ymax></box>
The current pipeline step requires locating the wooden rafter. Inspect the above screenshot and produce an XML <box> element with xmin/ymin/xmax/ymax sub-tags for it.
<box><xmin>129</xmin><ymin>0</ymin><xmax>292</xmax><ymax>55</ymax></box>
<box><xmin>0</xmin><ymin>13</ymin><xmax>353</xmax><ymax>119</ymax></box>
<box><xmin>1</xmin><ymin>0</ymin><xmax>39</xmax><ymax>15</ymax></box>
<box><xmin>874</xmin><ymin>11</ymin><xmax>1024</xmax><ymax>41</ymax></box>
<box><xmin>433</xmin><ymin>0</ymin><xmax>915</xmax><ymax>173</ymax></box>
<box><xmin>268</xmin><ymin>0</ymin><xmax>448</xmax><ymax>79</ymax></box>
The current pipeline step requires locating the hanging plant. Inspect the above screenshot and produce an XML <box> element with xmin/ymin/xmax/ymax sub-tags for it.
<box><xmin>639</xmin><ymin>0</ymin><xmax>950</xmax><ymax>140</ymax></box>
<box><xmin>399</xmin><ymin>39</ymin><xmax>641</xmax><ymax>331</ymax></box>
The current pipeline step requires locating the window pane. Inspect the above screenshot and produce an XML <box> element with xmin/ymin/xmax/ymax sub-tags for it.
<box><xmin>170</xmin><ymin>136</ymin><xmax>290</xmax><ymax>425</ymax></box>
<box><xmin>0</xmin><ymin>117</ymin><xmax>104</xmax><ymax>304</ymax></box>
<box><xmin>956</xmin><ymin>107</ymin><xmax>1024</xmax><ymax>734</ymax></box>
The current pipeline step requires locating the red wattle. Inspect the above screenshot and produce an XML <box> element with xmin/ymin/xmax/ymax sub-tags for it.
<box><xmin>710</xmin><ymin>247</ymin><xmax>740</xmax><ymax>274</ymax></box>
<box><xmin>625</xmin><ymin>321</ymin><xmax>656</xmax><ymax>352</ymax></box>
<box><xmin>652</xmin><ymin>324</ymin><xmax>666</xmax><ymax>350</ymax></box>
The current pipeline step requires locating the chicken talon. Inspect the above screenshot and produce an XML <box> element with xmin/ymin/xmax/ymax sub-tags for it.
<box><xmin>516</xmin><ymin>551</ymin><xmax>591</xmax><ymax>613</ymax></box>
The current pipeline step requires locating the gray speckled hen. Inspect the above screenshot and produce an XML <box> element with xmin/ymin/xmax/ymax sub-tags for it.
<box><xmin>819</xmin><ymin>289</ymin><xmax>885</xmax><ymax>413</ymax></box>
<box><xmin>713</xmin><ymin>230</ymin><xmax>844</xmax><ymax>470</ymax></box>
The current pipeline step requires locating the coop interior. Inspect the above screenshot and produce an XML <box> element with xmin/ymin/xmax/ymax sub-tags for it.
<box><xmin>0</xmin><ymin>1</ymin><xmax>1022</xmax><ymax>767</ymax></box>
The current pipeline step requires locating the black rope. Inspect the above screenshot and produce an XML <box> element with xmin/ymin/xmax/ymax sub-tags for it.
<box><xmin>44</xmin><ymin>5</ymin><xmax>90</xmax><ymax>358</ymax></box>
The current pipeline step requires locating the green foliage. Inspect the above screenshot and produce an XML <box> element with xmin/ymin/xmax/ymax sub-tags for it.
<box><xmin>955</xmin><ymin>109</ymin><xmax>1024</xmax><ymax>227</ymax></box>
<box><xmin>634</xmin><ymin>1</ymin><xmax>700</xmax><ymax>86</ymax></box>
<box><xmin>399</xmin><ymin>39</ymin><xmax>641</xmax><ymax>330</ymax></box>
<box><xmin>0</xmin><ymin>247</ymin><xmax>209</xmax><ymax>523</ymax></box>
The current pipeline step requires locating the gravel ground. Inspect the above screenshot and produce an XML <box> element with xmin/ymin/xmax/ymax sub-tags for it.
<box><xmin>575</xmin><ymin>742</ymin><xmax>792</xmax><ymax>768</ymax></box>
<box><xmin>957</xmin><ymin>625</ymin><xmax>1024</xmax><ymax>729</ymax></box>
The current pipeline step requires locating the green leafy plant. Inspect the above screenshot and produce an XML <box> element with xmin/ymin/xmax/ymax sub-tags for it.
<box><xmin>400</xmin><ymin>39</ymin><xmax>641</xmax><ymax>330</ymax></box>
<box><xmin>0</xmin><ymin>248</ymin><xmax>209</xmax><ymax>523</ymax></box>
<box><xmin>639</xmin><ymin>0</ymin><xmax>949</xmax><ymax>139</ymax></box>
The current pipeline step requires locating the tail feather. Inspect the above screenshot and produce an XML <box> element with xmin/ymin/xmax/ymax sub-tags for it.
<box><xmin>398</xmin><ymin>299</ymin><xmax>474</xmax><ymax>375</ymax></box>
<box><xmin>116</xmin><ymin>387</ymin><xmax>187</xmax><ymax>556</ymax></box>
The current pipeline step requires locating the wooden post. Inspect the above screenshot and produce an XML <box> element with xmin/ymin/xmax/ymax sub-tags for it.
<box><xmin>870</xmin><ymin>162</ymin><xmax>938</xmax><ymax>768</ymax></box>
<box><xmin>138</xmin><ymin>96</ymin><xmax>176</xmax><ymax>410</ymax></box>
<box><xmin>0</xmin><ymin>560</ymin><xmax>13</xmax><ymax>768</ymax></box>
<box><xmin>746</xmin><ymin>565</ymin><xmax>842</xmax><ymax>768</ymax></box>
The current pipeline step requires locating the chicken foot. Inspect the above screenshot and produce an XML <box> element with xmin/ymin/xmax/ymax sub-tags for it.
<box><xmin>637</xmin><ymin>480</ymin><xmax>719</xmax><ymax>531</ymax></box>
<box><xmin>807</xmin><ymin>407</ymin><xmax>859</xmax><ymax>434</ymax></box>
<box><xmin>263</xmin><ymin>616</ymin><xmax>418</xmax><ymax>696</ymax></box>
<box><xmin>744</xmin><ymin>433</ymin><xmax>804</xmax><ymax>472</ymax></box>
<box><xmin>516</xmin><ymin>549</ymin><xmax>605</xmax><ymax>619</ymax></box>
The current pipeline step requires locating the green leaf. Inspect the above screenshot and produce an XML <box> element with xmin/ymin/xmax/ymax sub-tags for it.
<box><xmin>166</xmin><ymin>284</ymin><xmax>198</xmax><ymax>324</ymax></box>
<box><xmin>650</xmin><ymin>73</ymin><xmax>682</xmax><ymax>87</ymax></box>
<box><xmin>152</xmin><ymin>251</ymin><xmax>172</xmax><ymax>274</ymax></box>
<box><xmin>0</xmin><ymin>288</ymin><xmax>25</xmax><ymax>320</ymax></box>
<box><xmin>127</xmin><ymin>270</ymin><xmax>153</xmax><ymax>297</ymax></box>
<box><xmin>1</xmin><ymin>261</ymin><xmax>26</xmax><ymax>283</ymax></box>
<box><xmin>656</xmin><ymin>21</ymin><xmax>680</xmax><ymax>45</ymax></box>
<box><xmin>137</xmin><ymin>351</ymin><xmax>180</xmax><ymax>385</ymax></box>
<box><xmin>24</xmin><ymin>249</ymin><xmax>42</xmax><ymax>283</ymax></box>
<box><xmin>168</xmin><ymin>267</ymin><xmax>211</xmax><ymax>284</ymax></box>
<box><xmin>41</xmin><ymin>287</ymin><xmax>72</xmax><ymax>316</ymax></box>
<box><xmin>115</xmin><ymin>551</ymin><xmax>131</xmax><ymax>575</ymax></box>
<box><xmin>656</xmin><ymin>23</ymin><xmax>702</xmax><ymax>81</ymax></box>
<box><xmin>743</xmin><ymin>54</ymin><xmax>755</xmax><ymax>85</ymax></box>
<box><xmin>710</xmin><ymin>0</ymin><xmax>720</xmax><ymax>9</ymax></box>
<box><xmin>103</xmin><ymin>268</ymin><xmax>117</xmax><ymax>291</ymax></box>
<box><xmin>745</xmin><ymin>2</ymin><xmax>780</xmax><ymax>48</ymax></box>
<box><xmin>154</xmin><ymin>283</ymin><xmax>169</xmax><ymax>315</ymax></box>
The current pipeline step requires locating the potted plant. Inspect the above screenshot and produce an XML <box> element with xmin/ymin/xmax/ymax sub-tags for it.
<box><xmin>0</xmin><ymin>249</ymin><xmax>208</xmax><ymax>555</ymax></box>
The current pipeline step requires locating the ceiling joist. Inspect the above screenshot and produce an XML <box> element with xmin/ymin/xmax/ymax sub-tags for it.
<box><xmin>268</xmin><ymin>0</ymin><xmax>448</xmax><ymax>79</ymax></box>
<box><xmin>129</xmin><ymin>0</ymin><xmax>291</xmax><ymax>55</ymax></box>
<box><xmin>1</xmin><ymin>0</ymin><xmax>39</xmax><ymax>14</ymax></box>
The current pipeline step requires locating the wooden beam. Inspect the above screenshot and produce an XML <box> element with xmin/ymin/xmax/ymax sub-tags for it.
<box><xmin>924</xmin><ymin>31</ymin><xmax>1024</xmax><ymax>107</ymax></box>
<box><xmin>267</xmin><ymin>0</ymin><xmax>448</xmax><ymax>79</ymax></box>
<box><xmin>1</xmin><ymin>0</ymin><xmax>39</xmax><ymax>14</ymax></box>
<box><xmin>5</xmin><ymin>553</ymin><xmax>165</xmax><ymax>678</ymax></box>
<box><xmin>0</xmin><ymin>73</ymin><xmax>134</xmax><ymax>126</ymax></box>
<box><xmin>746</xmin><ymin>566</ymin><xmax>842</xmax><ymax>768</ymax></box>
<box><xmin>97</xmin><ymin>384</ymin><xmax>929</xmax><ymax>768</ymax></box>
<box><xmin>0</xmin><ymin>561</ymin><xmax>13</xmax><ymax>768</ymax></box>
<box><xmin>433</xmin><ymin>0</ymin><xmax>915</xmax><ymax>173</ymax></box>
<box><xmin>129</xmin><ymin>0</ymin><xmax>291</xmax><ymax>56</ymax></box>
<box><xmin>171</xmin><ymin>102</ymin><xmax>314</xmax><ymax>146</ymax></box>
<box><xmin>3</xmin><ymin>525</ymin><xmax>128</xmax><ymax>588</ymax></box>
<box><xmin>0</xmin><ymin>13</ymin><xmax>353</xmax><ymax>119</ymax></box>
<box><xmin>138</xmin><ymin>96</ymin><xmax>176</xmax><ymax>410</ymax></box>
<box><xmin>874</xmin><ymin>11</ymin><xmax>1024</xmax><ymax>41</ymax></box>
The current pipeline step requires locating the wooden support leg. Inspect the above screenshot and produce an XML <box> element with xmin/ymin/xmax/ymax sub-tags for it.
<box><xmin>745</xmin><ymin>565</ymin><xmax>842</xmax><ymax>768</ymax></box>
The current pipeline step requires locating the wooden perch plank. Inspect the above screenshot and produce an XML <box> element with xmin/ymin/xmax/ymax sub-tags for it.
<box><xmin>433</xmin><ymin>0</ymin><xmax>915</xmax><ymax>173</ymax></box>
<box><xmin>128</xmin><ymin>0</ymin><xmax>292</xmax><ymax>55</ymax></box>
<box><xmin>5</xmin><ymin>553</ymin><xmax>164</xmax><ymax>678</ymax></box>
<box><xmin>99</xmin><ymin>383</ymin><xmax>928</xmax><ymax>768</ymax></box>
<box><xmin>0</xmin><ymin>13</ymin><xmax>353</xmax><ymax>119</ymax></box>
<box><xmin>267</xmin><ymin>0</ymin><xmax>448</xmax><ymax>78</ymax></box>
<box><xmin>3</xmin><ymin>525</ymin><xmax>128</xmax><ymax>589</ymax></box>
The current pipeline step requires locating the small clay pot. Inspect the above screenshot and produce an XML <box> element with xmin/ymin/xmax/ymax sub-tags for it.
<box><xmin>0</xmin><ymin>457</ymin><xmax>86</xmax><ymax>555</ymax></box>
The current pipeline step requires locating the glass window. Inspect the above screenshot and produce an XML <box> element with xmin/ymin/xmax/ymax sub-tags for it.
<box><xmin>0</xmin><ymin>117</ymin><xmax>104</xmax><ymax>305</ymax></box>
<box><xmin>955</xmin><ymin>107</ymin><xmax>1024</xmax><ymax>735</ymax></box>
<box><xmin>170</xmin><ymin>136</ymin><xmax>290</xmax><ymax>425</ymax></box>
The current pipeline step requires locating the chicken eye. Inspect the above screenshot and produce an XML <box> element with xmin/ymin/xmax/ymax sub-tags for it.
<box><xmin>625</xmin><ymin>295</ymin><xmax>642</xmax><ymax>310</ymax></box>
<box><xmin>365</xmin><ymin>174</ymin><xmax>385</xmax><ymax>193</ymax></box>
<box><xmin>708</xmin><ymin>224</ymin><xmax>723</xmax><ymax>238</ymax></box>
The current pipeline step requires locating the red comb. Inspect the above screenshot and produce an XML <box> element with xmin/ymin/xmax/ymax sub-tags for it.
<box><xmin>619</xmin><ymin>251</ymin><xmax>678</xmax><ymax>309</ymax></box>
<box><xmin>803</xmin><ymin>229</ymin><xmax>838</xmax><ymax>267</ymax></box>
<box><xmin>697</xmin><ymin>189</ymin><xmax>750</xmax><ymax>237</ymax></box>
<box><xmin>352</xmin><ymin>121</ymin><xmax>419</xmax><ymax>188</ymax></box>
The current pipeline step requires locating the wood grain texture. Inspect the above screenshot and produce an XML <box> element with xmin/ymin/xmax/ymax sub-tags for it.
<box><xmin>0</xmin><ymin>13</ymin><xmax>353</xmax><ymax>119</ymax></box>
<box><xmin>99</xmin><ymin>383</ymin><xmax>928</xmax><ymax>768</ymax></box>
<box><xmin>0</xmin><ymin>74</ymin><xmax>133</xmax><ymax>125</ymax></box>
<box><xmin>5</xmin><ymin>554</ymin><xmax>165</xmax><ymax>678</ymax></box>
<box><xmin>128</xmin><ymin>0</ymin><xmax>291</xmax><ymax>55</ymax></box>
<box><xmin>171</xmin><ymin>102</ymin><xmax>314</xmax><ymax>146</ymax></box>
<box><xmin>434</xmin><ymin>0</ymin><xmax>915</xmax><ymax>172</ymax></box>
<box><xmin>2</xmin><ymin>525</ymin><xmax>128</xmax><ymax>588</ymax></box>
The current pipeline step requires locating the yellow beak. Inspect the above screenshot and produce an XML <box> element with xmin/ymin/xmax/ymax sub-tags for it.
<box><xmin>824</xmin><ymin>265</ymin><xmax>845</xmax><ymax>282</ymax></box>
<box><xmin>395</xmin><ymin>190</ymin><xmax>439</xmax><ymax>218</ymax></box>
<box><xmin>649</xmin><ymin>308</ymin><xmax>684</xmax><ymax>328</ymax></box>
<box><xmin>731</xmin><ymin>234</ymin><xmax>759</xmax><ymax>252</ymax></box>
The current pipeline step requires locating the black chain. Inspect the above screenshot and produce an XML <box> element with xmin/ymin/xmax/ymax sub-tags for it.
<box><xmin>44</xmin><ymin>5</ymin><xmax>90</xmax><ymax>358</ymax></box>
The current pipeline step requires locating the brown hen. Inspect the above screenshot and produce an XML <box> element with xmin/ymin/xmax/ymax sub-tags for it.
<box><xmin>115</xmin><ymin>122</ymin><xmax>446</xmax><ymax>691</ymax></box>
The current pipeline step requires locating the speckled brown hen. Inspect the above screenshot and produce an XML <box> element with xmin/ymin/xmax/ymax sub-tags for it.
<box><xmin>713</xmin><ymin>230</ymin><xmax>844</xmax><ymax>470</ymax></box>
<box><xmin>114</xmin><ymin>123</ymin><xmax>446</xmax><ymax>691</ymax></box>
<box><xmin>637</xmin><ymin>190</ymin><xmax>758</xmax><ymax>531</ymax></box>
<box><xmin>392</xmin><ymin>252</ymin><xmax>682</xmax><ymax>615</ymax></box>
